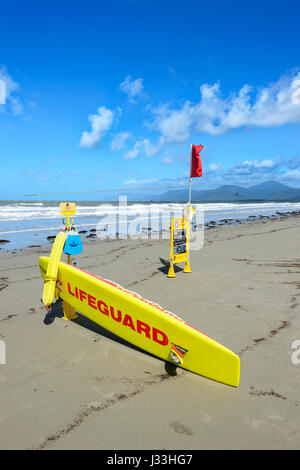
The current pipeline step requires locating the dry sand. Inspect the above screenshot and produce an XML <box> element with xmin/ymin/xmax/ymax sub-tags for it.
<box><xmin>0</xmin><ymin>216</ymin><xmax>300</xmax><ymax>450</ymax></box>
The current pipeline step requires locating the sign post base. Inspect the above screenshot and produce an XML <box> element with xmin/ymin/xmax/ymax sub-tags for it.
<box><xmin>183</xmin><ymin>260</ymin><xmax>192</xmax><ymax>273</ymax></box>
<box><xmin>167</xmin><ymin>262</ymin><xmax>176</xmax><ymax>278</ymax></box>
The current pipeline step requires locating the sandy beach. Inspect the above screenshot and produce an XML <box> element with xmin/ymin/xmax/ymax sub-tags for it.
<box><xmin>0</xmin><ymin>215</ymin><xmax>300</xmax><ymax>450</ymax></box>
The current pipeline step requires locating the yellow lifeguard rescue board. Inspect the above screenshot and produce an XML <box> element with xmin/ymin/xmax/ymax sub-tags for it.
<box><xmin>39</xmin><ymin>256</ymin><xmax>240</xmax><ymax>387</ymax></box>
<box><xmin>42</xmin><ymin>231</ymin><xmax>66</xmax><ymax>306</ymax></box>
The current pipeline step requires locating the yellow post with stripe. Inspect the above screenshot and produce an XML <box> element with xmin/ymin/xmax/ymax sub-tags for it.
<box><xmin>42</xmin><ymin>231</ymin><xmax>67</xmax><ymax>307</ymax></box>
<box><xmin>60</xmin><ymin>202</ymin><xmax>76</xmax><ymax>266</ymax></box>
<box><xmin>59</xmin><ymin>202</ymin><xmax>78</xmax><ymax>320</ymax></box>
<box><xmin>42</xmin><ymin>202</ymin><xmax>78</xmax><ymax>320</ymax></box>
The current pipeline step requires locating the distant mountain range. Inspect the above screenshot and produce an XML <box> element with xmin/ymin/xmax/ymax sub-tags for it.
<box><xmin>155</xmin><ymin>181</ymin><xmax>300</xmax><ymax>202</ymax></box>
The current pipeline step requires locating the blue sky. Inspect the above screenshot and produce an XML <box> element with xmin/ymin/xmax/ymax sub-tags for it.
<box><xmin>0</xmin><ymin>0</ymin><xmax>300</xmax><ymax>200</ymax></box>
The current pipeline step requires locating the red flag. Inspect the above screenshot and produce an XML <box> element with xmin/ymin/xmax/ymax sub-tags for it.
<box><xmin>190</xmin><ymin>144</ymin><xmax>203</xmax><ymax>178</ymax></box>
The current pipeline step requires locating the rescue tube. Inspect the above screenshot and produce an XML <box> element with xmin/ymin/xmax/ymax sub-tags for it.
<box><xmin>42</xmin><ymin>231</ymin><xmax>67</xmax><ymax>307</ymax></box>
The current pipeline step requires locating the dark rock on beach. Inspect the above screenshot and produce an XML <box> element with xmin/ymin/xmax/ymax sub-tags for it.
<box><xmin>275</xmin><ymin>211</ymin><xmax>291</xmax><ymax>217</ymax></box>
<box><xmin>220</xmin><ymin>218</ymin><xmax>233</xmax><ymax>224</ymax></box>
<box><xmin>0</xmin><ymin>240</ymin><xmax>10</xmax><ymax>244</ymax></box>
<box><xmin>47</xmin><ymin>236</ymin><xmax>56</xmax><ymax>241</ymax></box>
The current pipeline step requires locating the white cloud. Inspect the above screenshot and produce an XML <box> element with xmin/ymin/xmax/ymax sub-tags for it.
<box><xmin>0</xmin><ymin>80</ymin><xmax>5</xmax><ymax>105</ymax></box>
<box><xmin>142</xmin><ymin>136</ymin><xmax>164</xmax><ymax>157</ymax></box>
<box><xmin>287</xmin><ymin>155</ymin><xmax>300</xmax><ymax>169</ymax></box>
<box><xmin>123</xmin><ymin>136</ymin><xmax>164</xmax><ymax>159</ymax></box>
<box><xmin>199</xmin><ymin>155</ymin><xmax>293</xmax><ymax>186</ymax></box>
<box><xmin>0</xmin><ymin>66</ymin><xmax>19</xmax><ymax>100</ymax></box>
<box><xmin>281</xmin><ymin>169</ymin><xmax>300</xmax><ymax>181</ymax></box>
<box><xmin>119</xmin><ymin>75</ymin><xmax>145</xmax><ymax>102</ymax></box>
<box><xmin>227</xmin><ymin>157</ymin><xmax>281</xmax><ymax>179</ymax></box>
<box><xmin>162</xmin><ymin>156</ymin><xmax>173</xmax><ymax>165</ymax></box>
<box><xmin>124</xmin><ymin>154</ymin><xmax>300</xmax><ymax>188</ymax></box>
<box><xmin>242</xmin><ymin>157</ymin><xmax>280</xmax><ymax>169</ymax></box>
<box><xmin>79</xmin><ymin>106</ymin><xmax>114</xmax><ymax>149</ymax></box>
<box><xmin>208</xmin><ymin>163</ymin><xmax>221</xmax><ymax>172</ymax></box>
<box><xmin>124</xmin><ymin>140</ymin><xmax>143</xmax><ymax>159</ymax></box>
<box><xmin>125</xmin><ymin>178</ymin><xmax>158</xmax><ymax>185</ymax></box>
<box><xmin>110</xmin><ymin>131</ymin><xmax>132</xmax><ymax>151</ymax></box>
<box><xmin>9</xmin><ymin>96</ymin><xmax>24</xmax><ymax>116</ymax></box>
<box><xmin>292</xmin><ymin>79</ymin><xmax>300</xmax><ymax>104</ymax></box>
<box><xmin>147</xmin><ymin>70</ymin><xmax>300</xmax><ymax>143</ymax></box>
<box><xmin>151</xmin><ymin>102</ymin><xmax>192</xmax><ymax>143</ymax></box>
<box><xmin>0</xmin><ymin>66</ymin><xmax>30</xmax><ymax>116</ymax></box>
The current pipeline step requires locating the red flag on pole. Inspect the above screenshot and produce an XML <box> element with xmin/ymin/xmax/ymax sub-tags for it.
<box><xmin>190</xmin><ymin>144</ymin><xmax>203</xmax><ymax>177</ymax></box>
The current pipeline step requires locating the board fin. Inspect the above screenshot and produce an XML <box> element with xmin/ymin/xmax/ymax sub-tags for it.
<box><xmin>62</xmin><ymin>301</ymin><xmax>78</xmax><ymax>320</ymax></box>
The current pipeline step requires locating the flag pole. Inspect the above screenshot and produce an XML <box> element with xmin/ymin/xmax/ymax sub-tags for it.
<box><xmin>188</xmin><ymin>144</ymin><xmax>192</xmax><ymax>205</ymax></box>
<box><xmin>188</xmin><ymin>177</ymin><xmax>192</xmax><ymax>205</ymax></box>
<box><xmin>183</xmin><ymin>145</ymin><xmax>192</xmax><ymax>274</ymax></box>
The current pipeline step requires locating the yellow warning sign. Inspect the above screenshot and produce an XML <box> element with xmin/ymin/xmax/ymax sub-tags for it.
<box><xmin>60</xmin><ymin>202</ymin><xmax>76</xmax><ymax>216</ymax></box>
<box><xmin>167</xmin><ymin>216</ymin><xmax>191</xmax><ymax>278</ymax></box>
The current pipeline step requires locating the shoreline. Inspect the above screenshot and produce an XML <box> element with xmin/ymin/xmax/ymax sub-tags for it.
<box><xmin>1</xmin><ymin>208</ymin><xmax>300</xmax><ymax>254</ymax></box>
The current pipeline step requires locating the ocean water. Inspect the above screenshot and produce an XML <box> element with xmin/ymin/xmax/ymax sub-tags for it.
<box><xmin>0</xmin><ymin>200</ymin><xmax>300</xmax><ymax>250</ymax></box>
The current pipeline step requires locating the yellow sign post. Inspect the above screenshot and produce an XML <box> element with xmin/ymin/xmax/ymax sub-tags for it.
<box><xmin>167</xmin><ymin>216</ymin><xmax>191</xmax><ymax>278</ymax></box>
<box><xmin>59</xmin><ymin>202</ymin><xmax>78</xmax><ymax>320</ymax></box>
<box><xmin>59</xmin><ymin>202</ymin><xmax>76</xmax><ymax>264</ymax></box>
<box><xmin>60</xmin><ymin>202</ymin><xmax>76</xmax><ymax>223</ymax></box>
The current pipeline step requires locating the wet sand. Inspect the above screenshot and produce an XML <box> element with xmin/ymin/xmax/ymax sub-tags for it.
<box><xmin>0</xmin><ymin>215</ymin><xmax>300</xmax><ymax>449</ymax></box>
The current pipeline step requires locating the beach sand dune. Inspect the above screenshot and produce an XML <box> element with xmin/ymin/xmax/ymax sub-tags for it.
<box><xmin>0</xmin><ymin>216</ymin><xmax>300</xmax><ymax>449</ymax></box>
